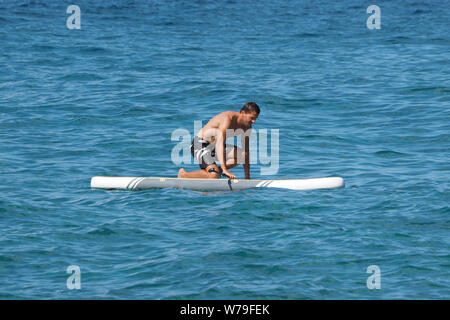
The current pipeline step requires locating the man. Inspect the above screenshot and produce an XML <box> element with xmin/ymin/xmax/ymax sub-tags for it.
<box><xmin>178</xmin><ymin>102</ymin><xmax>260</xmax><ymax>180</ymax></box>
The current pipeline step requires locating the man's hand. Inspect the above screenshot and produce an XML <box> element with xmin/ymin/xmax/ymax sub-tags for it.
<box><xmin>222</xmin><ymin>170</ymin><xmax>236</xmax><ymax>180</ymax></box>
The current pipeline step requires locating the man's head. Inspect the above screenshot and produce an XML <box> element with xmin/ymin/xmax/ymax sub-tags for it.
<box><xmin>240</xmin><ymin>102</ymin><xmax>260</xmax><ymax>126</ymax></box>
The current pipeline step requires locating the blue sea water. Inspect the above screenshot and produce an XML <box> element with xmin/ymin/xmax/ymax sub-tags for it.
<box><xmin>0</xmin><ymin>0</ymin><xmax>449</xmax><ymax>299</ymax></box>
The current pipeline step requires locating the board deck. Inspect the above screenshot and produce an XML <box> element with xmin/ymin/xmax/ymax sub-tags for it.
<box><xmin>91</xmin><ymin>176</ymin><xmax>344</xmax><ymax>191</ymax></box>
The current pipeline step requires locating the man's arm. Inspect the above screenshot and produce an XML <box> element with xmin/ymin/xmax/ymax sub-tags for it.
<box><xmin>242</xmin><ymin>130</ymin><xmax>251</xmax><ymax>179</ymax></box>
<box><xmin>215</xmin><ymin>117</ymin><xmax>235</xmax><ymax>179</ymax></box>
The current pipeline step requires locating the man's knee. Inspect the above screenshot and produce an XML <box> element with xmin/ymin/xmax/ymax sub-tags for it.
<box><xmin>206</xmin><ymin>171</ymin><xmax>220</xmax><ymax>179</ymax></box>
<box><xmin>205</xmin><ymin>166</ymin><xmax>220</xmax><ymax>178</ymax></box>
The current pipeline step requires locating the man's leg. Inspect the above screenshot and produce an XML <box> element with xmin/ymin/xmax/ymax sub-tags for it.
<box><xmin>178</xmin><ymin>164</ymin><xmax>221</xmax><ymax>179</ymax></box>
<box><xmin>224</xmin><ymin>146</ymin><xmax>245</xmax><ymax>169</ymax></box>
<box><xmin>178</xmin><ymin>146</ymin><xmax>243</xmax><ymax>178</ymax></box>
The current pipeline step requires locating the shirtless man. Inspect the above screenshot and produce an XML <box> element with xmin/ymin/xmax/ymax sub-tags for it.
<box><xmin>178</xmin><ymin>102</ymin><xmax>260</xmax><ymax>180</ymax></box>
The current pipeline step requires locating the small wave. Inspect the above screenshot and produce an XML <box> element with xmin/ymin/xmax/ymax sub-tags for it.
<box><xmin>374</xmin><ymin>150</ymin><xmax>409</xmax><ymax>158</ymax></box>
<box><xmin>385</xmin><ymin>36</ymin><xmax>413</xmax><ymax>44</ymax></box>
<box><xmin>154</xmin><ymin>21</ymin><xmax>177</xmax><ymax>27</ymax></box>
<box><xmin>0</xmin><ymin>255</ymin><xmax>15</xmax><ymax>263</ymax></box>
<box><xmin>59</xmin><ymin>73</ymin><xmax>105</xmax><ymax>81</ymax></box>
<box><xmin>412</xmin><ymin>9</ymin><xmax>430</xmax><ymax>15</ymax></box>
<box><xmin>18</xmin><ymin>1</ymin><xmax>49</xmax><ymax>8</ymax></box>
<box><xmin>31</xmin><ymin>44</ymin><xmax>55</xmax><ymax>51</ymax></box>
<box><xmin>76</xmin><ymin>46</ymin><xmax>111</xmax><ymax>55</ymax></box>
<box><xmin>408</xmin><ymin>87</ymin><xmax>450</xmax><ymax>94</ymax></box>
<box><xmin>293</xmin><ymin>32</ymin><xmax>319</xmax><ymax>38</ymax></box>
<box><xmin>86</xmin><ymin>226</ymin><xmax>117</xmax><ymax>236</ymax></box>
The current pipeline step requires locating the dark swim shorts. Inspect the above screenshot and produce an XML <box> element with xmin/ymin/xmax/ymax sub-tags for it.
<box><xmin>190</xmin><ymin>136</ymin><xmax>236</xmax><ymax>170</ymax></box>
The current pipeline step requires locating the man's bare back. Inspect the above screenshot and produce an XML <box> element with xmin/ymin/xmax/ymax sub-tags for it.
<box><xmin>178</xmin><ymin>102</ymin><xmax>260</xmax><ymax>180</ymax></box>
<box><xmin>197</xmin><ymin>111</ymin><xmax>251</xmax><ymax>143</ymax></box>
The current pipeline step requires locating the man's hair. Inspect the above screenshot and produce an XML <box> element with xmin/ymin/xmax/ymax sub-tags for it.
<box><xmin>240</xmin><ymin>102</ymin><xmax>260</xmax><ymax>114</ymax></box>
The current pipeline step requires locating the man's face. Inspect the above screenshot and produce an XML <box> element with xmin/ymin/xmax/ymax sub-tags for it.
<box><xmin>241</xmin><ymin>111</ymin><xmax>259</xmax><ymax>126</ymax></box>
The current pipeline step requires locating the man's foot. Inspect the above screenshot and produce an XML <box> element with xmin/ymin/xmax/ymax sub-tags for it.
<box><xmin>178</xmin><ymin>168</ymin><xmax>186</xmax><ymax>178</ymax></box>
